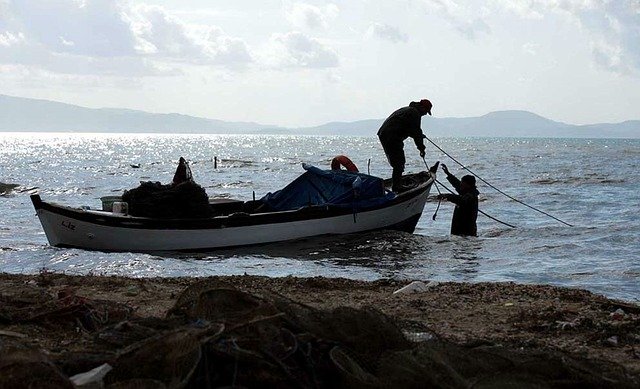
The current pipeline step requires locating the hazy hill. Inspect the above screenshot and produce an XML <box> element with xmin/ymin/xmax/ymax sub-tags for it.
<box><xmin>1</xmin><ymin>94</ymin><xmax>638</xmax><ymax>138</ymax></box>
<box><xmin>298</xmin><ymin>110</ymin><xmax>639</xmax><ymax>138</ymax></box>
<box><xmin>0</xmin><ymin>94</ymin><xmax>280</xmax><ymax>134</ymax></box>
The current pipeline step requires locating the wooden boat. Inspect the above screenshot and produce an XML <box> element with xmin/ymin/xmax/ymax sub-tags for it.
<box><xmin>31</xmin><ymin>166</ymin><xmax>434</xmax><ymax>252</ymax></box>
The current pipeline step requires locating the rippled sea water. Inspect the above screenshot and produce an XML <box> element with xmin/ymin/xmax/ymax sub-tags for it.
<box><xmin>1</xmin><ymin>133</ymin><xmax>638</xmax><ymax>301</ymax></box>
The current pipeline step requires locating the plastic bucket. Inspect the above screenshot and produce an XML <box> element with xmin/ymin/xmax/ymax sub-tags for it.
<box><xmin>112</xmin><ymin>202</ymin><xmax>129</xmax><ymax>215</ymax></box>
<box><xmin>100</xmin><ymin>196</ymin><xmax>122</xmax><ymax>212</ymax></box>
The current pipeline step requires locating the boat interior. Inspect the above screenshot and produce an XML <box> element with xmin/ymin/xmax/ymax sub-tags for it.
<box><xmin>94</xmin><ymin>170</ymin><xmax>433</xmax><ymax>218</ymax></box>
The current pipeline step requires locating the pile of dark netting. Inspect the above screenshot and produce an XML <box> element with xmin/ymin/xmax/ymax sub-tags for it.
<box><xmin>1</xmin><ymin>280</ymin><xmax>637</xmax><ymax>388</ymax></box>
<box><xmin>122</xmin><ymin>181</ymin><xmax>211</xmax><ymax>219</ymax></box>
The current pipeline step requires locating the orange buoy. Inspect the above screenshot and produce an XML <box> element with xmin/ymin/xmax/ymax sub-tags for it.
<box><xmin>331</xmin><ymin>155</ymin><xmax>359</xmax><ymax>172</ymax></box>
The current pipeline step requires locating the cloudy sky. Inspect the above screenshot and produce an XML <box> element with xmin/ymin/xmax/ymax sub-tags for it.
<box><xmin>0</xmin><ymin>0</ymin><xmax>638</xmax><ymax>127</ymax></box>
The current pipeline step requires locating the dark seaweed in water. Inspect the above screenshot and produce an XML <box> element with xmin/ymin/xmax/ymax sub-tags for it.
<box><xmin>0</xmin><ymin>182</ymin><xmax>20</xmax><ymax>196</ymax></box>
<box><xmin>122</xmin><ymin>181</ymin><xmax>211</xmax><ymax>219</ymax></box>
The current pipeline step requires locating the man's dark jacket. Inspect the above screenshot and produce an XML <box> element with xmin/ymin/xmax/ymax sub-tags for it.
<box><xmin>377</xmin><ymin>103</ymin><xmax>426</xmax><ymax>153</ymax></box>
<box><xmin>444</xmin><ymin>174</ymin><xmax>479</xmax><ymax>236</ymax></box>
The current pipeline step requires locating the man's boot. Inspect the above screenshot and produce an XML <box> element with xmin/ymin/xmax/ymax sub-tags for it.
<box><xmin>392</xmin><ymin>169</ymin><xmax>405</xmax><ymax>193</ymax></box>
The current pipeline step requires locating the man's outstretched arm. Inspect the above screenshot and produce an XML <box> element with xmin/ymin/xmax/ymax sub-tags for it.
<box><xmin>441</xmin><ymin>164</ymin><xmax>462</xmax><ymax>193</ymax></box>
<box><xmin>439</xmin><ymin>192</ymin><xmax>474</xmax><ymax>207</ymax></box>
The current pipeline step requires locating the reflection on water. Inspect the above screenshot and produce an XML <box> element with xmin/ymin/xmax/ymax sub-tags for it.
<box><xmin>0</xmin><ymin>134</ymin><xmax>639</xmax><ymax>301</ymax></box>
<box><xmin>160</xmin><ymin>231</ymin><xmax>482</xmax><ymax>284</ymax></box>
<box><xmin>448</xmin><ymin>238</ymin><xmax>482</xmax><ymax>279</ymax></box>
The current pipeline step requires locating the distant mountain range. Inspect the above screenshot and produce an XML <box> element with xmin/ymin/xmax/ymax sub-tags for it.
<box><xmin>1</xmin><ymin>94</ymin><xmax>638</xmax><ymax>138</ymax></box>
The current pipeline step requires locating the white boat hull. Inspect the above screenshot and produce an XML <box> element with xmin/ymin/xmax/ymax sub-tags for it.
<box><xmin>31</xmin><ymin>172</ymin><xmax>434</xmax><ymax>252</ymax></box>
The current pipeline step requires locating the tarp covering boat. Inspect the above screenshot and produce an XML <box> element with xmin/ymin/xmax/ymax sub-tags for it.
<box><xmin>260</xmin><ymin>164</ymin><xmax>394</xmax><ymax>211</ymax></box>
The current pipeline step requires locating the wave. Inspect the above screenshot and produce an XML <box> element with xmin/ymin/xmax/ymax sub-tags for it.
<box><xmin>482</xmin><ymin>228</ymin><xmax>516</xmax><ymax>238</ymax></box>
<box><xmin>208</xmin><ymin>180</ymin><xmax>253</xmax><ymax>189</ymax></box>
<box><xmin>530</xmin><ymin>176</ymin><xmax>626</xmax><ymax>185</ymax></box>
<box><xmin>218</xmin><ymin>158</ymin><xmax>254</xmax><ymax>168</ymax></box>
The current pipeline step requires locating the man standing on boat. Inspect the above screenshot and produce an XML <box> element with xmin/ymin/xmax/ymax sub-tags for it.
<box><xmin>377</xmin><ymin>99</ymin><xmax>432</xmax><ymax>192</ymax></box>
<box><xmin>437</xmin><ymin>164</ymin><xmax>479</xmax><ymax>236</ymax></box>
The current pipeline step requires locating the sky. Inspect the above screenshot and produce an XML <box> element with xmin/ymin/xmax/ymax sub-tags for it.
<box><xmin>0</xmin><ymin>0</ymin><xmax>639</xmax><ymax>127</ymax></box>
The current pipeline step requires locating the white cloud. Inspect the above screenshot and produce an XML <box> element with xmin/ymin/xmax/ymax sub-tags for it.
<box><xmin>205</xmin><ymin>26</ymin><xmax>252</xmax><ymax>65</ymax></box>
<box><xmin>0</xmin><ymin>0</ymin><xmax>11</xmax><ymax>30</ymax></box>
<box><xmin>285</xmin><ymin>2</ymin><xmax>339</xmax><ymax>30</ymax></box>
<box><xmin>0</xmin><ymin>0</ymin><xmax>252</xmax><ymax>76</ymax></box>
<box><xmin>422</xmin><ymin>0</ymin><xmax>490</xmax><ymax>39</ymax></box>
<box><xmin>581</xmin><ymin>1</ymin><xmax>640</xmax><ymax>74</ymax></box>
<box><xmin>0</xmin><ymin>30</ymin><xmax>22</xmax><ymax>46</ymax></box>
<box><xmin>129</xmin><ymin>6</ymin><xmax>253</xmax><ymax>66</ymax></box>
<box><xmin>263</xmin><ymin>31</ymin><xmax>339</xmax><ymax>68</ymax></box>
<box><xmin>0</xmin><ymin>35</ymin><xmax>178</xmax><ymax>77</ymax></box>
<box><xmin>132</xmin><ymin>4</ymin><xmax>202</xmax><ymax>58</ymax></box>
<box><xmin>0</xmin><ymin>63</ymin><xmax>146</xmax><ymax>90</ymax></box>
<box><xmin>522</xmin><ymin>42</ymin><xmax>540</xmax><ymax>55</ymax></box>
<box><xmin>490</xmin><ymin>0</ymin><xmax>544</xmax><ymax>19</ymax></box>
<box><xmin>8</xmin><ymin>0</ymin><xmax>138</xmax><ymax>57</ymax></box>
<box><xmin>366</xmin><ymin>23</ymin><xmax>408</xmax><ymax>43</ymax></box>
<box><xmin>492</xmin><ymin>0</ymin><xmax>640</xmax><ymax>74</ymax></box>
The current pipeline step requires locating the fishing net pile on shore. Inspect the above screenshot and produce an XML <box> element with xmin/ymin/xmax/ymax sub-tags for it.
<box><xmin>1</xmin><ymin>278</ymin><xmax>638</xmax><ymax>389</ymax></box>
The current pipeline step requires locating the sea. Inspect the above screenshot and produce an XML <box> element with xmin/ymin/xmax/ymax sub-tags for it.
<box><xmin>1</xmin><ymin>133</ymin><xmax>638</xmax><ymax>301</ymax></box>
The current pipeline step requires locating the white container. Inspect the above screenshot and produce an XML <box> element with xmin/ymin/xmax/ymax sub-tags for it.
<box><xmin>70</xmin><ymin>363</ymin><xmax>113</xmax><ymax>387</ymax></box>
<box><xmin>112</xmin><ymin>202</ymin><xmax>128</xmax><ymax>215</ymax></box>
<box><xmin>392</xmin><ymin>280</ymin><xmax>440</xmax><ymax>295</ymax></box>
<box><xmin>100</xmin><ymin>196</ymin><xmax>122</xmax><ymax>211</ymax></box>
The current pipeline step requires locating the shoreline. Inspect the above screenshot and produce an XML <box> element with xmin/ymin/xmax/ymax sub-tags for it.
<box><xmin>1</xmin><ymin>272</ymin><xmax>638</xmax><ymax>387</ymax></box>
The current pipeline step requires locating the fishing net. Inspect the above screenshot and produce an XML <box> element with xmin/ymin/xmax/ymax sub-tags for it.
<box><xmin>0</xmin><ymin>337</ymin><xmax>74</xmax><ymax>389</ymax></box>
<box><xmin>1</xmin><ymin>280</ymin><xmax>637</xmax><ymax>388</ymax></box>
<box><xmin>122</xmin><ymin>181</ymin><xmax>211</xmax><ymax>219</ymax></box>
<box><xmin>122</xmin><ymin>157</ymin><xmax>211</xmax><ymax>219</ymax></box>
<box><xmin>105</xmin><ymin>327</ymin><xmax>218</xmax><ymax>387</ymax></box>
<box><xmin>166</xmin><ymin>283</ymin><xmax>638</xmax><ymax>388</ymax></box>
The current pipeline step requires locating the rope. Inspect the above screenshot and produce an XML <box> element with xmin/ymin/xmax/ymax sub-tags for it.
<box><xmin>423</xmin><ymin>156</ymin><xmax>514</xmax><ymax>228</ymax></box>
<box><xmin>424</xmin><ymin>137</ymin><xmax>573</xmax><ymax>227</ymax></box>
<box><xmin>479</xmin><ymin>209</ymin><xmax>517</xmax><ymax>229</ymax></box>
<box><xmin>423</xmin><ymin>157</ymin><xmax>442</xmax><ymax>220</ymax></box>
<box><xmin>432</xmin><ymin>180</ymin><xmax>443</xmax><ymax>221</ymax></box>
<box><xmin>436</xmin><ymin>179</ymin><xmax>517</xmax><ymax>229</ymax></box>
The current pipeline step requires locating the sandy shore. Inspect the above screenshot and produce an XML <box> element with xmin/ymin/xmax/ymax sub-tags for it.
<box><xmin>1</xmin><ymin>272</ymin><xmax>638</xmax><ymax>387</ymax></box>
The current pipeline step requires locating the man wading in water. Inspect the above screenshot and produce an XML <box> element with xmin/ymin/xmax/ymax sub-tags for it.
<box><xmin>438</xmin><ymin>164</ymin><xmax>479</xmax><ymax>236</ymax></box>
<box><xmin>377</xmin><ymin>99</ymin><xmax>432</xmax><ymax>192</ymax></box>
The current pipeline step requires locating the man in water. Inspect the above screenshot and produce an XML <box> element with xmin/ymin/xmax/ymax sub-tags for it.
<box><xmin>437</xmin><ymin>164</ymin><xmax>479</xmax><ymax>236</ymax></box>
<box><xmin>377</xmin><ymin>99</ymin><xmax>432</xmax><ymax>192</ymax></box>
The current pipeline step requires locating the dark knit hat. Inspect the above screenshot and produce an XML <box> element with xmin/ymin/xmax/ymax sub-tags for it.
<box><xmin>461</xmin><ymin>175</ymin><xmax>476</xmax><ymax>186</ymax></box>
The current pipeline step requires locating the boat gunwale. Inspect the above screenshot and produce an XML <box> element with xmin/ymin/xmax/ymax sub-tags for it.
<box><xmin>31</xmin><ymin>171</ymin><xmax>434</xmax><ymax>230</ymax></box>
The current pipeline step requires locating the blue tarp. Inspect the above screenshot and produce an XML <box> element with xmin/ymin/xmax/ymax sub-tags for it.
<box><xmin>260</xmin><ymin>164</ymin><xmax>394</xmax><ymax>211</ymax></box>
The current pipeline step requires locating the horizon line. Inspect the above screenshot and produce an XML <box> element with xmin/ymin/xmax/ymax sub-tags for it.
<box><xmin>2</xmin><ymin>93</ymin><xmax>639</xmax><ymax>128</ymax></box>
<box><xmin>0</xmin><ymin>130</ymin><xmax>638</xmax><ymax>140</ymax></box>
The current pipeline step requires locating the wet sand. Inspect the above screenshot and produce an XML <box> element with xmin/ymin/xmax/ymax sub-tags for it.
<box><xmin>1</xmin><ymin>272</ymin><xmax>639</xmax><ymax>386</ymax></box>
